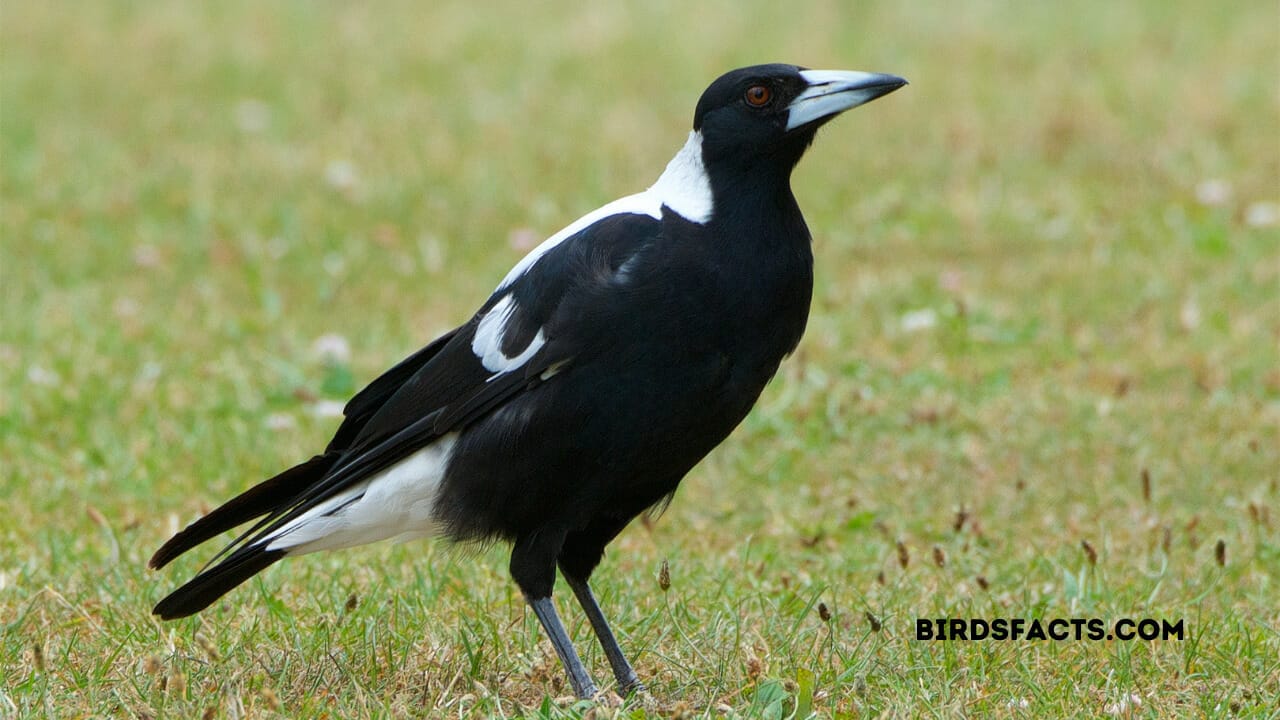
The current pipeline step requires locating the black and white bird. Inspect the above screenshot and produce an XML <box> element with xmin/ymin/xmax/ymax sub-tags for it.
<box><xmin>150</xmin><ymin>63</ymin><xmax>906</xmax><ymax>698</ymax></box>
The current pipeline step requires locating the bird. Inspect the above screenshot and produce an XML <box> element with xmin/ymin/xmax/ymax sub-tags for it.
<box><xmin>149</xmin><ymin>63</ymin><xmax>906</xmax><ymax>699</ymax></box>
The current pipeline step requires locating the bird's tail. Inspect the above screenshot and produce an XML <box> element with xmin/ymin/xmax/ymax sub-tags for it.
<box><xmin>151</xmin><ymin>546</ymin><xmax>286</xmax><ymax>619</ymax></box>
<box><xmin>149</xmin><ymin>453</ymin><xmax>337</xmax><ymax>619</ymax></box>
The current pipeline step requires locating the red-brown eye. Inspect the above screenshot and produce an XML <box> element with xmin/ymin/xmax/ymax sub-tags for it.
<box><xmin>744</xmin><ymin>85</ymin><xmax>772</xmax><ymax>107</ymax></box>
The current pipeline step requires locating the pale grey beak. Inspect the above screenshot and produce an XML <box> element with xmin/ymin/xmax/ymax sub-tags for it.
<box><xmin>785</xmin><ymin>70</ymin><xmax>908</xmax><ymax>131</ymax></box>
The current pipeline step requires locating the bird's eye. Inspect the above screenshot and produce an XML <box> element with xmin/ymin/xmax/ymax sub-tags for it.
<box><xmin>744</xmin><ymin>85</ymin><xmax>772</xmax><ymax>108</ymax></box>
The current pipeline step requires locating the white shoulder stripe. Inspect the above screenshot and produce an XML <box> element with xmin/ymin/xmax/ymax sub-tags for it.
<box><xmin>471</xmin><ymin>294</ymin><xmax>548</xmax><ymax>375</ymax></box>
<box><xmin>496</xmin><ymin>193</ymin><xmax>656</xmax><ymax>291</ymax></box>
<box><xmin>495</xmin><ymin>131</ymin><xmax>713</xmax><ymax>292</ymax></box>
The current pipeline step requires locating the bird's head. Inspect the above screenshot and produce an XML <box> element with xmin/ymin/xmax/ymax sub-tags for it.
<box><xmin>692</xmin><ymin>63</ymin><xmax>906</xmax><ymax>173</ymax></box>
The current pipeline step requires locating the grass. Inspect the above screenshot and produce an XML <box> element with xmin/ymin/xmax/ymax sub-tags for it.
<box><xmin>2</xmin><ymin>0</ymin><xmax>1277</xmax><ymax>717</ymax></box>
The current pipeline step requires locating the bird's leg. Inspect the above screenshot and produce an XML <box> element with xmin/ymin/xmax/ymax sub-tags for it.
<box><xmin>511</xmin><ymin>530</ymin><xmax>599</xmax><ymax>699</ymax></box>
<box><xmin>558</xmin><ymin>517</ymin><xmax>645</xmax><ymax>697</ymax></box>
<box><xmin>562</xmin><ymin>572</ymin><xmax>644</xmax><ymax>697</ymax></box>
<box><xmin>526</xmin><ymin>595</ymin><xmax>598</xmax><ymax>699</ymax></box>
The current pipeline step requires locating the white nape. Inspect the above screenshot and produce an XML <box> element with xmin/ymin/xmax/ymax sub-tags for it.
<box><xmin>496</xmin><ymin>131</ymin><xmax>713</xmax><ymax>292</ymax></box>
<box><xmin>647</xmin><ymin>130</ymin><xmax>714</xmax><ymax>223</ymax></box>
<box><xmin>471</xmin><ymin>294</ymin><xmax>548</xmax><ymax>375</ymax></box>
<box><xmin>264</xmin><ymin>433</ymin><xmax>459</xmax><ymax>554</ymax></box>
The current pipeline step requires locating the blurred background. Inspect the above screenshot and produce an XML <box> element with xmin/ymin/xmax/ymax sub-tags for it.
<box><xmin>2</xmin><ymin>1</ymin><xmax>1277</xmax><ymax>716</ymax></box>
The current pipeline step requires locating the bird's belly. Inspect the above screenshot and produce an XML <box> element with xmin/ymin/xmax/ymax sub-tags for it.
<box><xmin>433</xmin><ymin>344</ymin><xmax>783</xmax><ymax>542</ymax></box>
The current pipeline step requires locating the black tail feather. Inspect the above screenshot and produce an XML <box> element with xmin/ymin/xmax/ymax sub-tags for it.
<box><xmin>152</xmin><ymin>547</ymin><xmax>287</xmax><ymax>619</ymax></box>
<box><xmin>149</xmin><ymin>454</ymin><xmax>335</xmax><ymax>570</ymax></box>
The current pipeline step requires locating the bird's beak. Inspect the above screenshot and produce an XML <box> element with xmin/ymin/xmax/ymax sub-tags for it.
<box><xmin>785</xmin><ymin>70</ymin><xmax>908</xmax><ymax>131</ymax></box>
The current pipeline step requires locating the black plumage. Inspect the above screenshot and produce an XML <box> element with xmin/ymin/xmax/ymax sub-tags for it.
<box><xmin>150</xmin><ymin>63</ymin><xmax>906</xmax><ymax>698</ymax></box>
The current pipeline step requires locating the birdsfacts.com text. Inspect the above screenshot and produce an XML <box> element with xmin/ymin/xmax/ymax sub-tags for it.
<box><xmin>916</xmin><ymin>617</ymin><xmax>1184</xmax><ymax>641</ymax></box>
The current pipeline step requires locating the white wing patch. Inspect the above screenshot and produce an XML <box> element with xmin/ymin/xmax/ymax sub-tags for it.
<box><xmin>496</xmin><ymin>131</ymin><xmax>713</xmax><ymax>292</ymax></box>
<box><xmin>264</xmin><ymin>433</ymin><xmax>460</xmax><ymax>554</ymax></box>
<box><xmin>471</xmin><ymin>294</ymin><xmax>548</xmax><ymax>375</ymax></box>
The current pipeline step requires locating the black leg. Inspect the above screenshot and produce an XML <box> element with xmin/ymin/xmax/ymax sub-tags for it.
<box><xmin>562</xmin><ymin>573</ymin><xmax>644</xmax><ymax>696</ymax></box>
<box><xmin>558</xmin><ymin>516</ymin><xmax>645</xmax><ymax>697</ymax></box>
<box><xmin>527</xmin><ymin>595</ymin><xmax>598</xmax><ymax>699</ymax></box>
<box><xmin>510</xmin><ymin>529</ymin><xmax>599</xmax><ymax>699</ymax></box>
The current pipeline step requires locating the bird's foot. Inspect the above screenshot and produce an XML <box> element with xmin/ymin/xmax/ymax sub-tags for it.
<box><xmin>620</xmin><ymin>683</ymin><xmax>660</xmax><ymax>713</ymax></box>
<box><xmin>554</xmin><ymin>688</ymin><xmax>620</xmax><ymax>708</ymax></box>
<box><xmin>617</xmin><ymin>677</ymin><xmax>646</xmax><ymax>698</ymax></box>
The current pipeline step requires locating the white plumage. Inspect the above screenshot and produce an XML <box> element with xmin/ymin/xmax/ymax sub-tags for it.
<box><xmin>495</xmin><ymin>130</ymin><xmax>713</xmax><ymax>292</ymax></box>
<box><xmin>264</xmin><ymin>433</ymin><xmax>459</xmax><ymax>554</ymax></box>
<box><xmin>471</xmin><ymin>294</ymin><xmax>549</xmax><ymax>374</ymax></box>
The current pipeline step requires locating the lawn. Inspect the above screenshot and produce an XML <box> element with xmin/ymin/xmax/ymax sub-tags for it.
<box><xmin>2</xmin><ymin>1</ymin><xmax>1277</xmax><ymax>717</ymax></box>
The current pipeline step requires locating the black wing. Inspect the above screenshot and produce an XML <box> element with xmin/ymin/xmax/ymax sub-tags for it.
<box><xmin>326</xmin><ymin>329</ymin><xmax>458</xmax><ymax>451</ymax></box>
<box><xmin>153</xmin><ymin>210</ymin><xmax>660</xmax><ymax>591</ymax></box>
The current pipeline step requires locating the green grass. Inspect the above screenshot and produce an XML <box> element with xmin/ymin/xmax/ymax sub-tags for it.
<box><xmin>3</xmin><ymin>1</ymin><xmax>1278</xmax><ymax>717</ymax></box>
